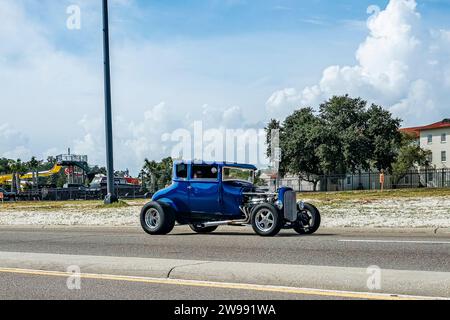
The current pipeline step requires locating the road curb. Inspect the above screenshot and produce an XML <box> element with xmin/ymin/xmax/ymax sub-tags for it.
<box><xmin>435</xmin><ymin>227</ymin><xmax>450</xmax><ymax>235</ymax></box>
<box><xmin>170</xmin><ymin>261</ymin><xmax>450</xmax><ymax>298</ymax></box>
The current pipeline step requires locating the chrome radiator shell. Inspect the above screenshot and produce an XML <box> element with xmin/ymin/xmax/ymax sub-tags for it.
<box><xmin>283</xmin><ymin>190</ymin><xmax>298</xmax><ymax>222</ymax></box>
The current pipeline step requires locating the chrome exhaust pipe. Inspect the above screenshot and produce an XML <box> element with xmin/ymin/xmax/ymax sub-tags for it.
<box><xmin>200</xmin><ymin>221</ymin><xmax>230</xmax><ymax>227</ymax></box>
<box><xmin>200</xmin><ymin>218</ymin><xmax>250</xmax><ymax>228</ymax></box>
<box><xmin>199</xmin><ymin>206</ymin><xmax>252</xmax><ymax>228</ymax></box>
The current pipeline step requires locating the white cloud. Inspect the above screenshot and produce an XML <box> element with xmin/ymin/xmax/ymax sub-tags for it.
<box><xmin>0</xmin><ymin>0</ymin><xmax>264</xmax><ymax>174</ymax></box>
<box><xmin>266</xmin><ymin>0</ymin><xmax>450</xmax><ymax>126</ymax></box>
<box><xmin>68</xmin><ymin>101</ymin><xmax>253</xmax><ymax>174</ymax></box>
<box><xmin>0</xmin><ymin>124</ymin><xmax>31</xmax><ymax>160</ymax></box>
<box><xmin>3</xmin><ymin>0</ymin><xmax>449</xmax><ymax>175</ymax></box>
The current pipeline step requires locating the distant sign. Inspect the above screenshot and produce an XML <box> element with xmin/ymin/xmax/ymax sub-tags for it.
<box><xmin>379</xmin><ymin>172</ymin><xmax>385</xmax><ymax>192</ymax></box>
<box><xmin>274</xmin><ymin>147</ymin><xmax>282</xmax><ymax>162</ymax></box>
<box><xmin>379</xmin><ymin>173</ymin><xmax>385</xmax><ymax>184</ymax></box>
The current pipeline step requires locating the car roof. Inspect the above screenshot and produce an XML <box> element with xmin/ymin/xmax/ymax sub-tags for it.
<box><xmin>174</xmin><ymin>160</ymin><xmax>257</xmax><ymax>170</ymax></box>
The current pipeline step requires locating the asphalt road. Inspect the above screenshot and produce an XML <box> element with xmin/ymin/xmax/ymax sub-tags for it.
<box><xmin>0</xmin><ymin>226</ymin><xmax>449</xmax><ymax>300</ymax></box>
<box><xmin>0</xmin><ymin>226</ymin><xmax>448</xmax><ymax>271</ymax></box>
<box><xmin>0</xmin><ymin>273</ymin><xmax>344</xmax><ymax>300</ymax></box>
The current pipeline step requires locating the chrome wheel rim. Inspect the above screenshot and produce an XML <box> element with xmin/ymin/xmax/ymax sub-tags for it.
<box><xmin>255</xmin><ymin>209</ymin><xmax>275</xmax><ymax>232</ymax></box>
<box><xmin>144</xmin><ymin>208</ymin><xmax>161</xmax><ymax>231</ymax></box>
<box><xmin>299</xmin><ymin>208</ymin><xmax>315</xmax><ymax>231</ymax></box>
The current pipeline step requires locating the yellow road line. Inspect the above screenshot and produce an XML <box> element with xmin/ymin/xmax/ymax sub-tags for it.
<box><xmin>0</xmin><ymin>267</ymin><xmax>441</xmax><ymax>300</ymax></box>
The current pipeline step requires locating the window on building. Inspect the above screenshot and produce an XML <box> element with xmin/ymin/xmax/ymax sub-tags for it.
<box><xmin>441</xmin><ymin>133</ymin><xmax>447</xmax><ymax>143</ymax></box>
<box><xmin>427</xmin><ymin>134</ymin><xmax>433</xmax><ymax>144</ymax></box>
<box><xmin>442</xmin><ymin>151</ymin><xmax>447</xmax><ymax>162</ymax></box>
<box><xmin>426</xmin><ymin>153</ymin><xmax>433</xmax><ymax>164</ymax></box>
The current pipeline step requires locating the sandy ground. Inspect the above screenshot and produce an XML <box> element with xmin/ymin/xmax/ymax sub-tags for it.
<box><xmin>0</xmin><ymin>197</ymin><xmax>449</xmax><ymax>228</ymax></box>
<box><xmin>305</xmin><ymin>197</ymin><xmax>450</xmax><ymax>228</ymax></box>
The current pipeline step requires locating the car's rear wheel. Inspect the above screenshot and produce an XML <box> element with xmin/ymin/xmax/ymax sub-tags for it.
<box><xmin>189</xmin><ymin>224</ymin><xmax>218</xmax><ymax>234</ymax></box>
<box><xmin>293</xmin><ymin>203</ymin><xmax>321</xmax><ymax>235</ymax></box>
<box><xmin>140</xmin><ymin>202</ymin><xmax>175</xmax><ymax>235</ymax></box>
<box><xmin>251</xmin><ymin>204</ymin><xmax>283</xmax><ymax>237</ymax></box>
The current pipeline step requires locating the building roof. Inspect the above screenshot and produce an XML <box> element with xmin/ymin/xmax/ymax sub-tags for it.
<box><xmin>400</xmin><ymin>119</ymin><xmax>450</xmax><ymax>138</ymax></box>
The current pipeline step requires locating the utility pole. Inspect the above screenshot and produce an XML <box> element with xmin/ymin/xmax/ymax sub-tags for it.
<box><xmin>102</xmin><ymin>0</ymin><xmax>117</xmax><ymax>204</ymax></box>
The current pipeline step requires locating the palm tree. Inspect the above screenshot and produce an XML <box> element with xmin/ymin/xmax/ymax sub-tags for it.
<box><xmin>0</xmin><ymin>158</ymin><xmax>11</xmax><ymax>176</ymax></box>
<box><xmin>141</xmin><ymin>158</ymin><xmax>174</xmax><ymax>193</ymax></box>
<box><xmin>9</xmin><ymin>159</ymin><xmax>28</xmax><ymax>194</ymax></box>
<box><xmin>27</xmin><ymin>157</ymin><xmax>42</xmax><ymax>190</ymax></box>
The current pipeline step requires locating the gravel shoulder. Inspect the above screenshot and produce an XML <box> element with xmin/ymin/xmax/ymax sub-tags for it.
<box><xmin>0</xmin><ymin>190</ymin><xmax>449</xmax><ymax>228</ymax></box>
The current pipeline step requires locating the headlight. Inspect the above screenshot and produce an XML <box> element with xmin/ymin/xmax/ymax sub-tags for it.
<box><xmin>297</xmin><ymin>201</ymin><xmax>305</xmax><ymax>210</ymax></box>
<box><xmin>275</xmin><ymin>200</ymin><xmax>283</xmax><ymax>210</ymax></box>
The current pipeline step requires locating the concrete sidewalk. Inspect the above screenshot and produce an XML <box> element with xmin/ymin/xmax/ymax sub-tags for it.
<box><xmin>0</xmin><ymin>251</ymin><xmax>448</xmax><ymax>299</ymax></box>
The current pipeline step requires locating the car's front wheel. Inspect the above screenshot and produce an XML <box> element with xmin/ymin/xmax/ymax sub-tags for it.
<box><xmin>189</xmin><ymin>224</ymin><xmax>218</xmax><ymax>234</ymax></box>
<box><xmin>293</xmin><ymin>203</ymin><xmax>321</xmax><ymax>235</ymax></box>
<box><xmin>140</xmin><ymin>202</ymin><xmax>175</xmax><ymax>235</ymax></box>
<box><xmin>251</xmin><ymin>204</ymin><xmax>283</xmax><ymax>237</ymax></box>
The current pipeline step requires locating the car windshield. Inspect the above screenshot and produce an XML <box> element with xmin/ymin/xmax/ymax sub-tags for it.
<box><xmin>222</xmin><ymin>167</ymin><xmax>254</xmax><ymax>183</ymax></box>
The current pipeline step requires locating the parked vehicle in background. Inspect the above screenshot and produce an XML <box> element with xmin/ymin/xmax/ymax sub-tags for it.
<box><xmin>140</xmin><ymin>161</ymin><xmax>321</xmax><ymax>237</ymax></box>
<box><xmin>89</xmin><ymin>174</ymin><xmax>144</xmax><ymax>199</ymax></box>
<box><xmin>0</xmin><ymin>187</ymin><xmax>16</xmax><ymax>201</ymax></box>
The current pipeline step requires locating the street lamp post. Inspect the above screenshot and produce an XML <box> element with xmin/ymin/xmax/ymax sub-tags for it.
<box><xmin>102</xmin><ymin>0</ymin><xmax>118</xmax><ymax>204</ymax></box>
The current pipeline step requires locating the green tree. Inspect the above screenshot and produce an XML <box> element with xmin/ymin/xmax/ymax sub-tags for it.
<box><xmin>142</xmin><ymin>157</ymin><xmax>174</xmax><ymax>193</ymax></box>
<box><xmin>272</xmin><ymin>107</ymin><xmax>326</xmax><ymax>190</ymax></box>
<box><xmin>392</xmin><ymin>133</ymin><xmax>431</xmax><ymax>185</ymax></box>
<box><xmin>266</xmin><ymin>95</ymin><xmax>404</xmax><ymax>190</ymax></box>
<box><xmin>365</xmin><ymin>105</ymin><xmax>402</xmax><ymax>171</ymax></box>
<box><xmin>319</xmin><ymin>95</ymin><xmax>402</xmax><ymax>173</ymax></box>
<box><xmin>0</xmin><ymin>158</ymin><xmax>11</xmax><ymax>175</ymax></box>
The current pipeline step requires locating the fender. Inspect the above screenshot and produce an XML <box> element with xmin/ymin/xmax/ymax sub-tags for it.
<box><xmin>153</xmin><ymin>198</ymin><xmax>180</xmax><ymax>213</ymax></box>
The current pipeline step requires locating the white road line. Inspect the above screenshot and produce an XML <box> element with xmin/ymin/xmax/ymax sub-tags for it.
<box><xmin>339</xmin><ymin>239</ymin><xmax>450</xmax><ymax>244</ymax></box>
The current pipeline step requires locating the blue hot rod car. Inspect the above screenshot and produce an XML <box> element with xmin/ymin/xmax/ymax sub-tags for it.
<box><xmin>140</xmin><ymin>161</ymin><xmax>321</xmax><ymax>237</ymax></box>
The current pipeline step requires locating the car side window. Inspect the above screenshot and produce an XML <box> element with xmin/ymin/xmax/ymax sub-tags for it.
<box><xmin>176</xmin><ymin>164</ymin><xmax>188</xmax><ymax>179</ymax></box>
<box><xmin>191</xmin><ymin>165</ymin><xmax>218</xmax><ymax>180</ymax></box>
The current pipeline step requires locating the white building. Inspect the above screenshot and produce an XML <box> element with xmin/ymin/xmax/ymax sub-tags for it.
<box><xmin>402</xmin><ymin>118</ymin><xmax>450</xmax><ymax>169</ymax></box>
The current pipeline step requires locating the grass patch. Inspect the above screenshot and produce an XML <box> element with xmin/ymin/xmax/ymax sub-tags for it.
<box><xmin>0</xmin><ymin>200</ymin><xmax>102</xmax><ymax>211</ymax></box>
<box><xmin>95</xmin><ymin>200</ymin><xmax>130</xmax><ymax>209</ymax></box>
<box><xmin>0</xmin><ymin>199</ymin><xmax>141</xmax><ymax>211</ymax></box>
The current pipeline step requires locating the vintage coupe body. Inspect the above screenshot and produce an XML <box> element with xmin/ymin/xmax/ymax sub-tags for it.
<box><xmin>140</xmin><ymin>161</ymin><xmax>321</xmax><ymax>237</ymax></box>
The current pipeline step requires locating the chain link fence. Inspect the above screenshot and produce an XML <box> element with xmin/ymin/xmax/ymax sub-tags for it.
<box><xmin>269</xmin><ymin>168</ymin><xmax>450</xmax><ymax>192</ymax></box>
<box><xmin>16</xmin><ymin>186</ymin><xmax>149</xmax><ymax>201</ymax></box>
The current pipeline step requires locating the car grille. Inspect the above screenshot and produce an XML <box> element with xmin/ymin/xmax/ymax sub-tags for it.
<box><xmin>283</xmin><ymin>190</ymin><xmax>297</xmax><ymax>222</ymax></box>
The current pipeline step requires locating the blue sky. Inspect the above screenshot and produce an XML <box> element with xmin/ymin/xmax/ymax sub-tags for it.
<box><xmin>1</xmin><ymin>0</ymin><xmax>450</xmax><ymax>173</ymax></box>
